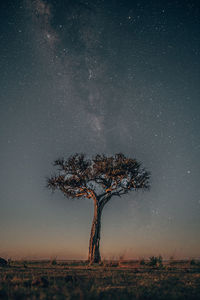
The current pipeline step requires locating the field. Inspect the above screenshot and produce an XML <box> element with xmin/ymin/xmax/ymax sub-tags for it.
<box><xmin>0</xmin><ymin>259</ymin><xmax>200</xmax><ymax>299</ymax></box>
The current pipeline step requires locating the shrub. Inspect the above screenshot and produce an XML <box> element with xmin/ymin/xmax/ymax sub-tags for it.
<box><xmin>190</xmin><ymin>259</ymin><xmax>196</xmax><ymax>265</ymax></box>
<box><xmin>140</xmin><ymin>259</ymin><xmax>145</xmax><ymax>265</ymax></box>
<box><xmin>0</xmin><ymin>257</ymin><xmax>7</xmax><ymax>267</ymax></box>
<box><xmin>50</xmin><ymin>257</ymin><xmax>57</xmax><ymax>265</ymax></box>
<box><xmin>148</xmin><ymin>255</ymin><xmax>163</xmax><ymax>267</ymax></box>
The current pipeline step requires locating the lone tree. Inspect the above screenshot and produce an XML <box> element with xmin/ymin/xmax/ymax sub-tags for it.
<box><xmin>47</xmin><ymin>153</ymin><xmax>150</xmax><ymax>264</ymax></box>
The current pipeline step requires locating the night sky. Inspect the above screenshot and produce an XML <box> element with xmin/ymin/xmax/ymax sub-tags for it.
<box><xmin>0</xmin><ymin>0</ymin><xmax>200</xmax><ymax>260</ymax></box>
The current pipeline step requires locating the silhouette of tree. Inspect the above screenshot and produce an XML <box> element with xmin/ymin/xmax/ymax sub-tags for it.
<box><xmin>47</xmin><ymin>153</ymin><xmax>150</xmax><ymax>264</ymax></box>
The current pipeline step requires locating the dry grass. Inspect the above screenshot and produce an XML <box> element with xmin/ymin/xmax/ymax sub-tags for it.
<box><xmin>0</xmin><ymin>259</ymin><xmax>200</xmax><ymax>299</ymax></box>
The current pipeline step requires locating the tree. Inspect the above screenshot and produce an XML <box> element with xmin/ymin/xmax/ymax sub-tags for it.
<box><xmin>47</xmin><ymin>153</ymin><xmax>150</xmax><ymax>264</ymax></box>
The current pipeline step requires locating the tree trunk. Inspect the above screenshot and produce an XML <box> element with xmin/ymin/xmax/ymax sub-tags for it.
<box><xmin>88</xmin><ymin>203</ymin><xmax>102</xmax><ymax>264</ymax></box>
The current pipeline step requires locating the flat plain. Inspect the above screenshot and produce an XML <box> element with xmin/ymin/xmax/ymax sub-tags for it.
<box><xmin>0</xmin><ymin>259</ymin><xmax>200</xmax><ymax>299</ymax></box>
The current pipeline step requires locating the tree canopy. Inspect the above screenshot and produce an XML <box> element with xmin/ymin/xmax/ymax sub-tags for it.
<box><xmin>47</xmin><ymin>153</ymin><xmax>150</xmax><ymax>204</ymax></box>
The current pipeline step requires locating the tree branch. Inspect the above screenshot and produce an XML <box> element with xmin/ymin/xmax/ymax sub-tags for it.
<box><xmin>47</xmin><ymin>153</ymin><xmax>150</xmax><ymax>203</ymax></box>
<box><xmin>99</xmin><ymin>193</ymin><xmax>112</xmax><ymax>208</ymax></box>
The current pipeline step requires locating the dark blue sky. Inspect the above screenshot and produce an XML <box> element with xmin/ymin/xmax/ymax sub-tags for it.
<box><xmin>0</xmin><ymin>0</ymin><xmax>200</xmax><ymax>259</ymax></box>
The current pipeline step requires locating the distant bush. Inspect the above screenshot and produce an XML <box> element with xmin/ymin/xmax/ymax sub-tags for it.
<box><xmin>140</xmin><ymin>259</ymin><xmax>145</xmax><ymax>265</ymax></box>
<box><xmin>0</xmin><ymin>257</ymin><xmax>7</xmax><ymax>267</ymax></box>
<box><xmin>190</xmin><ymin>259</ymin><xmax>196</xmax><ymax>265</ymax></box>
<box><xmin>51</xmin><ymin>258</ymin><xmax>57</xmax><ymax>265</ymax></box>
<box><xmin>148</xmin><ymin>255</ymin><xmax>163</xmax><ymax>267</ymax></box>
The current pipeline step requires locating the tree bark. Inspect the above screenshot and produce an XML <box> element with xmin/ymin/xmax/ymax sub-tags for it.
<box><xmin>88</xmin><ymin>203</ymin><xmax>102</xmax><ymax>264</ymax></box>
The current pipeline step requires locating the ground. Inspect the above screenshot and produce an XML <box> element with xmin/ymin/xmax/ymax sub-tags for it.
<box><xmin>0</xmin><ymin>259</ymin><xmax>200</xmax><ymax>299</ymax></box>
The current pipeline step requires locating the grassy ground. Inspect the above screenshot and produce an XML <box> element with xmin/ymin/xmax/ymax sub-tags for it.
<box><xmin>0</xmin><ymin>259</ymin><xmax>200</xmax><ymax>299</ymax></box>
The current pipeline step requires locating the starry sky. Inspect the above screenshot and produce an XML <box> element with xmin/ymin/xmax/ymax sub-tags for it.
<box><xmin>0</xmin><ymin>0</ymin><xmax>200</xmax><ymax>260</ymax></box>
